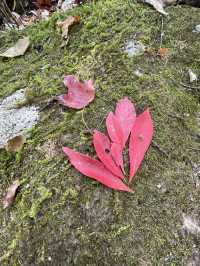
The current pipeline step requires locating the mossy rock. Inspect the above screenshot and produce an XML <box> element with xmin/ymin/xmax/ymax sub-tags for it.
<box><xmin>0</xmin><ymin>0</ymin><xmax>200</xmax><ymax>265</ymax></box>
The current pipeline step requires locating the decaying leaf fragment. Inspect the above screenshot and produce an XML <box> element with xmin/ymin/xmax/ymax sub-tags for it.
<box><xmin>2</xmin><ymin>179</ymin><xmax>20</xmax><ymax>209</ymax></box>
<box><xmin>6</xmin><ymin>135</ymin><xmax>26</xmax><ymax>152</ymax></box>
<box><xmin>0</xmin><ymin>37</ymin><xmax>30</xmax><ymax>58</ymax></box>
<box><xmin>57</xmin><ymin>16</ymin><xmax>80</xmax><ymax>40</ymax></box>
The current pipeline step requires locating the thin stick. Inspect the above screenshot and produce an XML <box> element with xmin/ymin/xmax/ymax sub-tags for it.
<box><xmin>81</xmin><ymin>110</ymin><xmax>93</xmax><ymax>135</ymax></box>
<box><xmin>160</xmin><ymin>16</ymin><xmax>164</xmax><ymax>48</ymax></box>
<box><xmin>180</xmin><ymin>82</ymin><xmax>200</xmax><ymax>90</ymax></box>
<box><xmin>152</xmin><ymin>140</ymin><xmax>169</xmax><ymax>157</ymax></box>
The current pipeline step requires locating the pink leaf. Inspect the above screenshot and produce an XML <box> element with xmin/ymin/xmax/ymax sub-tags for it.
<box><xmin>106</xmin><ymin>112</ymin><xmax>123</xmax><ymax>145</ymax></box>
<box><xmin>57</xmin><ymin>75</ymin><xmax>95</xmax><ymax>109</ymax></box>
<box><xmin>129</xmin><ymin>108</ymin><xmax>153</xmax><ymax>183</ymax></box>
<box><xmin>63</xmin><ymin>147</ymin><xmax>132</xmax><ymax>192</ymax></box>
<box><xmin>111</xmin><ymin>143</ymin><xmax>125</xmax><ymax>174</ymax></box>
<box><xmin>115</xmin><ymin>97</ymin><xmax>136</xmax><ymax>147</ymax></box>
<box><xmin>93</xmin><ymin>130</ymin><xmax>124</xmax><ymax>179</ymax></box>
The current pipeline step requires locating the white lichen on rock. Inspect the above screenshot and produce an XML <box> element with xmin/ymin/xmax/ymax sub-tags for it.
<box><xmin>0</xmin><ymin>89</ymin><xmax>39</xmax><ymax>148</ymax></box>
<box><xmin>183</xmin><ymin>214</ymin><xmax>200</xmax><ymax>235</ymax></box>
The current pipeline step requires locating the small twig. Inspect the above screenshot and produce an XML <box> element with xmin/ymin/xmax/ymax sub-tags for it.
<box><xmin>152</xmin><ymin>140</ymin><xmax>169</xmax><ymax>157</ymax></box>
<box><xmin>180</xmin><ymin>82</ymin><xmax>200</xmax><ymax>90</ymax></box>
<box><xmin>97</xmin><ymin>113</ymin><xmax>107</xmax><ymax>130</ymax></box>
<box><xmin>160</xmin><ymin>16</ymin><xmax>164</xmax><ymax>48</ymax></box>
<box><xmin>187</xmin><ymin>147</ymin><xmax>200</xmax><ymax>152</ymax></box>
<box><xmin>81</xmin><ymin>110</ymin><xmax>93</xmax><ymax>135</ymax></box>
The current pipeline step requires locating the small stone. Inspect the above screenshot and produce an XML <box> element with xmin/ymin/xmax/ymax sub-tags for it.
<box><xmin>188</xmin><ymin>69</ymin><xmax>198</xmax><ymax>83</ymax></box>
<box><xmin>124</xmin><ymin>40</ymin><xmax>145</xmax><ymax>57</ymax></box>
<box><xmin>134</xmin><ymin>69</ymin><xmax>143</xmax><ymax>78</ymax></box>
<box><xmin>193</xmin><ymin>24</ymin><xmax>200</xmax><ymax>33</ymax></box>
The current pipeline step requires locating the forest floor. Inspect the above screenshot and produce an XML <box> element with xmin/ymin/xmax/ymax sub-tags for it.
<box><xmin>0</xmin><ymin>0</ymin><xmax>200</xmax><ymax>265</ymax></box>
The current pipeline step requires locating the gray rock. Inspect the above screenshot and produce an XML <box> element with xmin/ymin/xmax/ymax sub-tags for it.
<box><xmin>0</xmin><ymin>89</ymin><xmax>39</xmax><ymax>148</ymax></box>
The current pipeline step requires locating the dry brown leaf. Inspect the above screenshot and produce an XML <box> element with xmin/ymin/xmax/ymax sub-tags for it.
<box><xmin>57</xmin><ymin>16</ymin><xmax>80</xmax><ymax>40</ymax></box>
<box><xmin>0</xmin><ymin>37</ymin><xmax>30</xmax><ymax>58</ymax></box>
<box><xmin>6</xmin><ymin>135</ymin><xmax>26</xmax><ymax>152</ymax></box>
<box><xmin>2</xmin><ymin>179</ymin><xmax>20</xmax><ymax>209</ymax></box>
<box><xmin>36</xmin><ymin>0</ymin><xmax>52</xmax><ymax>8</ymax></box>
<box><xmin>158</xmin><ymin>47</ymin><xmax>169</xmax><ymax>58</ymax></box>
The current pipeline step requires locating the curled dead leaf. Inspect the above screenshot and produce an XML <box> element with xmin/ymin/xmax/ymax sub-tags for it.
<box><xmin>6</xmin><ymin>135</ymin><xmax>26</xmax><ymax>152</ymax></box>
<box><xmin>0</xmin><ymin>37</ymin><xmax>30</xmax><ymax>58</ymax></box>
<box><xmin>2</xmin><ymin>179</ymin><xmax>20</xmax><ymax>209</ymax></box>
<box><xmin>57</xmin><ymin>16</ymin><xmax>80</xmax><ymax>40</ymax></box>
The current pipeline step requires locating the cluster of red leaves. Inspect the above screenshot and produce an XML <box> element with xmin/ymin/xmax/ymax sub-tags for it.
<box><xmin>63</xmin><ymin>97</ymin><xmax>154</xmax><ymax>192</ymax></box>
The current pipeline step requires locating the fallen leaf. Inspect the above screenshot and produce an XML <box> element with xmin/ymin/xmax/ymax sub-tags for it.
<box><xmin>106</xmin><ymin>112</ymin><xmax>124</xmax><ymax>146</ymax></box>
<box><xmin>6</xmin><ymin>135</ymin><xmax>26</xmax><ymax>152</ymax></box>
<box><xmin>115</xmin><ymin>97</ymin><xmax>136</xmax><ymax>147</ymax></box>
<box><xmin>57</xmin><ymin>75</ymin><xmax>95</xmax><ymax>109</ymax></box>
<box><xmin>93</xmin><ymin>130</ymin><xmax>124</xmax><ymax>179</ymax></box>
<box><xmin>188</xmin><ymin>69</ymin><xmax>197</xmax><ymax>83</ymax></box>
<box><xmin>110</xmin><ymin>143</ymin><xmax>125</xmax><ymax>174</ymax></box>
<box><xmin>158</xmin><ymin>47</ymin><xmax>169</xmax><ymax>58</ymax></box>
<box><xmin>144</xmin><ymin>0</ymin><xmax>168</xmax><ymax>15</ymax></box>
<box><xmin>0</xmin><ymin>37</ymin><xmax>30</xmax><ymax>58</ymax></box>
<box><xmin>129</xmin><ymin>109</ymin><xmax>154</xmax><ymax>183</ymax></box>
<box><xmin>57</xmin><ymin>16</ymin><xmax>80</xmax><ymax>40</ymax></box>
<box><xmin>106</xmin><ymin>98</ymin><xmax>136</xmax><ymax>172</ymax></box>
<box><xmin>63</xmin><ymin>147</ymin><xmax>133</xmax><ymax>192</ymax></box>
<box><xmin>2</xmin><ymin>179</ymin><xmax>20</xmax><ymax>209</ymax></box>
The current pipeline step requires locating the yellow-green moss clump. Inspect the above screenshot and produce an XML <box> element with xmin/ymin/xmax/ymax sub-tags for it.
<box><xmin>0</xmin><ymin>0</ymin><xmax>200</xmax><ymax>265</ymax></box>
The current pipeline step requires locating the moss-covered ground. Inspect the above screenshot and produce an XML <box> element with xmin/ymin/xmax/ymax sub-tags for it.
<box><xmin>0</xmin><ymin>0</ymin><xmax>200</xmax><ymax>265</ymax></box>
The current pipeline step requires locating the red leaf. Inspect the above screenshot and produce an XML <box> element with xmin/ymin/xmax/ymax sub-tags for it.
<box><xmin>63</xmin><ymin>147</ymin><xmax>132</xmax><ymax>192</ymax></box>
<box><xmin>111</xmin><ymin>143</ymin><xmax>125</xmax><ymax>174</ymax></box>
<box><xmin>106</xmin><ymin>112</ymin><xmax>123</xmax><ymax>145</ymax></box>
<box><xmin>57</xmin><ymin>75</ymin><xmax>95</xmax><ymax>109</ymax></box>
<box><xmin>115</xmin><ymin>97</ymin><xmax>136</xmax><ymax>147</ymax></box>
<box><xmin>129</xmin><ymin>109</ymin><xmax>153</xmax><ymax>183</ymax></box>
<box><xmin>93</xmin><ymin>130</ymin><xmax>124</xmax><ymax>179</ymax></box>
<box><xmin>106</xmin><ymin>98</ymin><xmax>136</xmax><ymax>175</ymax></box>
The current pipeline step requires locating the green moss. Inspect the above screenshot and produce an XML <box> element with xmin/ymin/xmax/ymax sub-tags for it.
<box><xmin>0</xmin><ymin>0</ymin><xmax>200</xmax><ymax>265</ymax></box>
